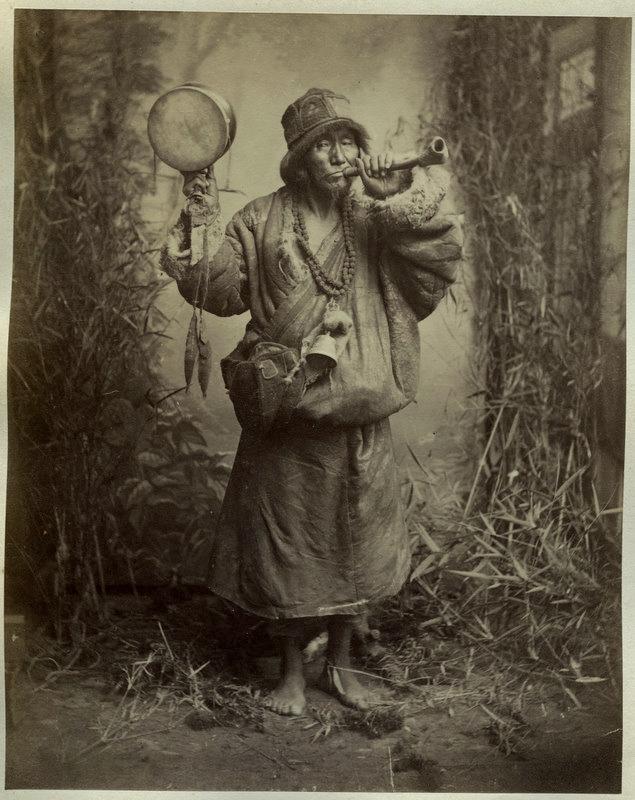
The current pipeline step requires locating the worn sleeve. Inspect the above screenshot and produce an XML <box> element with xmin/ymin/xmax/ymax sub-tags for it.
<box><xmin>357</xmin><ymin>165</ymin><xmax>463</xmax><ymax>322</ymax></box>
<box><xmin>159</xmin><ymin>204</ymin><xmax>251</xmax><ymax>317</ymax></box>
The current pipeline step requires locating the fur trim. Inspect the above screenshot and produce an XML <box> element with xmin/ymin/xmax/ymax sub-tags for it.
<box><xmin>159</xmin><ymin>209</ymin><xmax>224</xmax><ymax>281</ymax></box>
<box><xmin>276</xmin><ymin>189</ymin><xmax>308</xmax><ymax>282</ymax></box>
<box><xmin>352</xmin><ymin>161</ymin><xmax>447</xmax><ymax>230</ymax></box>
<box><xmin>159</xmin><ymin>247</ymin><xmax>189</xmax><ymax>282</ymax></box>
<box><xmin>241</xmin><ymin>202</ymin><xmax>267</xmax><ymax>232</ymax></box>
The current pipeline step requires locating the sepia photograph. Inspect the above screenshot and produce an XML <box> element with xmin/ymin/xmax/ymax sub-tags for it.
<box><xmin>4</xmin><ymin>4</ymin><xmax>629</xmax><ymax>793</ymax></box>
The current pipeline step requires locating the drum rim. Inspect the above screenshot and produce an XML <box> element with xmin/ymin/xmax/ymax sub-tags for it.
<box><xmin>147</xmin><ymin>84</ymin><xmax>236</xmax><ymax>170</ymax></box>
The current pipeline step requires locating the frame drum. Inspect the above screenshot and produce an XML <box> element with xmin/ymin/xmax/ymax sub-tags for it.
<box><xmin>147</xmin><ymin>84</ymin><xmax>236</xmax><ymax>173</ymax></box>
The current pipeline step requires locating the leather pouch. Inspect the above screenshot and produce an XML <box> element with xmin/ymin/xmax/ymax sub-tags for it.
<box><xmin>220</xmin><ymin>341</ymin><xmax>306</xmax><ymax>434</ymax></box>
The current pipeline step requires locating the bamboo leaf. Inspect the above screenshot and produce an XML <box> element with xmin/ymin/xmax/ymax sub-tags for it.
<box><xmin>137</xmin><ymin>451</ymin><xmax>166</xmax><ymax>468</ymax></box>
<box><xmin>410</xmin><ymin>553</ymin><xmax>438</xmax><ymax>581</ymax></box>
<box><xmin>126</xmin><ymin>480</ymin><xmax>153</xmax><ymax>507</ymax></box>
<box><xmin>554</xmin><ymin>466</ymin><xmax>588</xmax><ymax>499</ymax></box>
<box><xmin>417</xmin><ymin>524</ymin><xmax>442</xmax><ymax>553</ymax></box>
<box><xmin>447</xmin><ymin>569</ymin><xmax>521</xmax><ymax>583</ymax></box>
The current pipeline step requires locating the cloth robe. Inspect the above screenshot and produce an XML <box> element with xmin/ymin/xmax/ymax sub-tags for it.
<box><xmin>160</xmin><ymin>167</ymin><xmax>462</xmax><ymax>619</ymax></box>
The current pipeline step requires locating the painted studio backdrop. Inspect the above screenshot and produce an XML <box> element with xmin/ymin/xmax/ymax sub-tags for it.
<box><xmin>6</xmin><ymin>10</ymin><xmax>628</xmax><ymax>793</ymax></box>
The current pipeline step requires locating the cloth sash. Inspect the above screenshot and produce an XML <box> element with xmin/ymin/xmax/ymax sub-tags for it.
<box><xmin>265</xmin><ymin>221</ymin><xmax>345</xmax><ymax>348</ymax></box>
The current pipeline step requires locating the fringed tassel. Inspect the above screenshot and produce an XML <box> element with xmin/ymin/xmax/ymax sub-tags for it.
<box><xmin>282</xmin><ymin>357</ymin><xmax>306</xmax><ymax>386</ymax></box>
<box><xmin>283</xmin><ymin>337</ymin><xmax>311</xmax><ymax>386</ymax></box>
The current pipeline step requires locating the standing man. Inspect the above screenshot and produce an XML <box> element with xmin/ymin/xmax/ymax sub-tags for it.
<box><xmin>161</xmin><ymin>88</ymin><xmax>462</xmax><ymax>716</ymax></box>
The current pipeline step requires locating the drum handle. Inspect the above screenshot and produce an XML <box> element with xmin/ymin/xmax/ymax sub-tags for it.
<box><xmin>342</xmin><ymin>136</ymin><xmax>448</xmax><ymax>178</ymax></box>
<box><xmin>183</xmin><ymin>165</ymin><xmax>214</xmax><ymax>200</ymax></box>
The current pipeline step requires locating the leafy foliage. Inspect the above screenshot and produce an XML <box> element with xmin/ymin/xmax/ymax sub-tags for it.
<box><xmin>10</xmin><ymin>10</ymin><xmax>226</xmax><ymax>637</ymax></box>
<box><xmin>400</xmin><ymin>18</ymin><xmax>620</xmax><ymax>691</ymax></box>
<box><xmin>115</xmin><ymin>410</ymin><xmax>230</xmax><ymax>586</ymax></box>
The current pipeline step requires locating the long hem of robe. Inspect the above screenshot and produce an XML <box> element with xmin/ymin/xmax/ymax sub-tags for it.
<box><xmin>207</xmin><ymin>417</ymin><xmax>411</xmax><ymax>621</ymax></box>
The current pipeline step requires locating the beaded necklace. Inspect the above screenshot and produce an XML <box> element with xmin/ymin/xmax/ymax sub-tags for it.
<box><xmin>291</xmin><ymin>194</ymin><xmax>356</xmax><ymax>300</ymax></box>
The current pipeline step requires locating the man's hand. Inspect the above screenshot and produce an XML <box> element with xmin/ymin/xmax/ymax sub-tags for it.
<box><xmin>354</xmin><ymin>152</ymin><xmax>406</xmax><ymax>199</ymax></box>
<box><xmin>181</xmin><ymin>166</ymin><xmax>220</xmax><ymax>207</ymax></box>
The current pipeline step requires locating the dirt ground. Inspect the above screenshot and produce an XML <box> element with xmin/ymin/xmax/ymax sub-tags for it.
<box><xmin>6</xmin><ymin>649</ymin><xmax>621</xmax><ymax>793</ymax></box>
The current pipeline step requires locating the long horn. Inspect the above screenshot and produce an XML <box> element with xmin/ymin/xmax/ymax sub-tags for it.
<box><xmin>342</xmin><ymin>136</ymin><xmax>448</xmax><ymax>178</ymax></box>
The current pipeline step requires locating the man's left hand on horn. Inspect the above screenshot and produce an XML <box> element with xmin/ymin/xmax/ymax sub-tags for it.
<box><xmin>354</xmin><ymin>151</ymin><xmax>402</xmax><ymax>199</ymax></box>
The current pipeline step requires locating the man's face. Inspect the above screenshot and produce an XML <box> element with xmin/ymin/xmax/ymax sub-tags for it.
<box><xmin>305</xmin><ymin>127</ymin><xmax>359</xmax><ymax>199</ymax></box>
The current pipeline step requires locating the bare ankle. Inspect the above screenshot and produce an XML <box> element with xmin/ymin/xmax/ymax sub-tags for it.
<box><xmin>277</xmin><ymin>636</ymin><xmax>305</xmax><ymax>685</ymax></box>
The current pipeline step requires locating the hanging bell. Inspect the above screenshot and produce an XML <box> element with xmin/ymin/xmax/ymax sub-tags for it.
<box><xmin>306</xmin><ymin>333</ymin><xmax>338</xmax><ymax>372</ymax></box>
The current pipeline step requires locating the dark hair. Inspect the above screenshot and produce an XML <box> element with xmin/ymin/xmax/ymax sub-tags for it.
<box><xmin>279</xmin><ymin>121</ymin><xmax>371</xmax><ymax>190</ymax></box>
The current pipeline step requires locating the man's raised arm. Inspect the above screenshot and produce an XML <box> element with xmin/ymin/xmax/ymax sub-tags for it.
<box><xmin>159</xmin><ymin>168</ymin><xmax>250</xmax><ymax>317</ymax></box>
<box><xmin>355</xmin><ymin>156</ymin><xmax>463</xmax><ymax>322</ymax></box>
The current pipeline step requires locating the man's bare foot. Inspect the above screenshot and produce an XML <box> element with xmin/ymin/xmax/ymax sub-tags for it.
<box><xmin>319</xmin><ymin>663</ymin><xmax>375</xmax><ymax>711</ymax></box>
<box><xmin>263</xmin><ymin>674</ymin><xmax>306</xmax><ymax>717</ymax></box>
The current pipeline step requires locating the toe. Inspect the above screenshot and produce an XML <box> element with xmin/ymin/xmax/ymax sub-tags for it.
<box><xmin>263</xmin><ymin>692</ymin><xmax>305</xmax><ymax>717</ymax></box>
<box><xmin>264</xmin><ymin>695</ymin><xmax>282</xmax><ymax>713</ymax></box>
<box><xmin>344</xmin><ymin>688</ymin><xmax>375</xmax><ymax>711</ymax></box>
